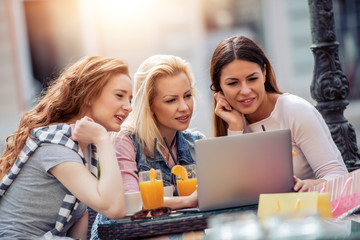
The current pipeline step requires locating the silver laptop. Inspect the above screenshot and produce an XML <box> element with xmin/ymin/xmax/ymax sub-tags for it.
<box><xmin>195</xmin><ymin>129</ymin><xmax>294</xmax><ymax>212</ymax></box>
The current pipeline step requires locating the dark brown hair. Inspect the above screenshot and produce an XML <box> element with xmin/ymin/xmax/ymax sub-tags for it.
<box><xmin>210</xmin><ymin>36</ymin><xmax>282</xmax><ymax>137</ymax></box>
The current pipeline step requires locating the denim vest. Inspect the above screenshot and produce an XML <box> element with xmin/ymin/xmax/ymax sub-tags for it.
<box><xmin>129</xmin><ymin>130</ymin><xmax>204</xmax><ymax>188</ymax></box>
<box><xmin>91</xmin><ymin>130</ymin><xmax>205</xmax><ymax>239</ymax></box>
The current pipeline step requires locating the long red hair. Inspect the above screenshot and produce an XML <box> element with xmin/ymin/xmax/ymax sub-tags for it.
<box><xmin>0</xmin><ymin>56</ymin><xmax>129</xmax><ymax>180</ymax></box>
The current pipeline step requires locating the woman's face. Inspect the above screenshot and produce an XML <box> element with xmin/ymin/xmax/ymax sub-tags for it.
<box><xmin>151</xmin><ymin>72</ymin><xmax>193</xmax><ymax>136</ymax></box>
<box><xmin>219</xmin><ymin>59</ymin><xmax>267</xmax><ymax>120</ymax></box>
<box><xmin>87</xmin><ymin>73</ymin><xmax>132</xmax><ymax>132</ymax></box>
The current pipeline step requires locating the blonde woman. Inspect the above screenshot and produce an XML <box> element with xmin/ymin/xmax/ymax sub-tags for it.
<box><xmin>0</xmin><ymin>56</ymin><xmax>132</xmax><ymax>239</ymax></box>
<box><xmin>91</xmin><ymin>55</ymin><xmax>204</xmax><ymax>239</ymax></box>
<box><xmin>118</xmin><ymin>54</ymin><xmax>204</xmax><ymax>206</ymax></box>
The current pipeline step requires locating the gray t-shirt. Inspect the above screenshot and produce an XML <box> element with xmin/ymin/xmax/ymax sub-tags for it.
<box><xmin>0</xmin><ymin>144</ymin><xmax>87</xmax><ymax>239</ymax></box>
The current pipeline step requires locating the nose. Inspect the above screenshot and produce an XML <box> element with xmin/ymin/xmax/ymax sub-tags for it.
<box><xmin>240</xmin><ymin>83</ymin><xmax>251</xmax><ymax>95</ymax></box>
<box><xmin>178</xmin><ymin>99</ymin><xmax>190</xmax><ymax>112</ymax></box>
<box><xmin>123</xmin><ymin>100</ymin><xmax>132</xmax><ymax>113</ymax></box>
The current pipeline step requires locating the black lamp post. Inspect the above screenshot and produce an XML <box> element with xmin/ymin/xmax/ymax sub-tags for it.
<box><xmin>308</xmin><ymin>0</ymin><xmax>360</xmax><ymax>171</ymax></box>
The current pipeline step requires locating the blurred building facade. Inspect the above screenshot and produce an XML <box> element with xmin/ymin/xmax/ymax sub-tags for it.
<box><xmin>0</xmin><ymin>0</ymin><xmax>359</xmax><ymax>148</ymax></box>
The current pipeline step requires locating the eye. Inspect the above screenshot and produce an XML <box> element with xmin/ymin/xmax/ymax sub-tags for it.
<box><xmin>116</xmin><ymin>93</ymin><xmax>124</xmax><ymax>98</ymax></box>
<box><xmin>185</xmin><ymin>93</ymin><xmax>192</xmax><ymax>98</ymax></box>
<box><xmin>226</xmin><ymin>81</ymin><xmax>237</xmax><ymax>86</ymax></box>
<box><xmin>248</xmin><ymin>77</ymin><xmax>258</xmax><ymax>81</ymax></box>
<box><xmin>166</xmin><ymin>99</ymin><xmax>176</xmax><ymax>103</ymax></box>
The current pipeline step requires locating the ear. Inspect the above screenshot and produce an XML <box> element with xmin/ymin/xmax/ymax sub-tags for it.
<box><xmin>85</xmin><ymin>96</ymin><xmax>92</xmax><ymax>107</ymax></box>
<box><xmin>150</xmin><ymin>106</ymin><xmax>156</xmax><ymax>119</ymax></box>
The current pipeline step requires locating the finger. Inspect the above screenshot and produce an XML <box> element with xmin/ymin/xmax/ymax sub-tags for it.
<box><xmin>82</xmin><ymin>116</ymin><xmax>94</xmax><ymax>122</ymax></box>
<box><xmin>217</xmin><ymin>98</ymin><xmax>232</xmax><ymax>111</ymax></box>
<box><xmin>293</xmin><ymin>181</ymin><xmax>303</xmax><ymax>192</ymax></box>
<box><xmin>293</xmin><ymin>176</ymin><xmax>300</xmax><ymax>183</ymax></box>
<box><xmin>222</xmin><ymin>101</ymin><xmax>232</xmax><ymax>111</ymax></box>
<box><xmin>213</xmin><ymin>92</ymin><xmax>218</xmax><ymax>99</ymax></box>
<box><xmin>215</xmin><ymin>104</ymin><xmax>227</xmax><ymax>116</ymax></box>
<box><xmin>70</xmin><ymin>124</ymin><xmax>75</xmax><ymax>138</ymax></box>
<box><xmin>298</xmin><ymin>185</ymin><xmax>308</xmax><ymax>192</ymax></box>
<box><xmin>214</xmin><ymin>91</ymin><xmax>225</xmax><ymax>102</ymax></box>
<box><xmin>71</xmin><ymin>127</ymin><xmax>79</xmax><ymax>141</ymax></box>
<box><xmin>214</xmin><ymin>92</ymin><xmax>221</xmax><ymax>103</ymax></box>
<box><xmin>217</xmin><ymin>93</ymin><xmax>232</xmax><ymax>111</ymax></box>
<box><xmin>214</xmin><ymin>101</ymin><xmax>224</xmax><ymax>115</ymax></box>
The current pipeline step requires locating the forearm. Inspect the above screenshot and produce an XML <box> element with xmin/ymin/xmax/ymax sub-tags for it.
<box><xmin>164</xmin><ymin>197</ymin><xmax>190</xmax><ymax>210</ymax></box>
<box><xmin>96</xmin><ymin>135</ymin><xmax>125</xmax><ymax>217</ymax></box>
<box><xmin>164</xmin><ymin>192</ymin><xmax>198</xmax><ymax>210</ymax></box>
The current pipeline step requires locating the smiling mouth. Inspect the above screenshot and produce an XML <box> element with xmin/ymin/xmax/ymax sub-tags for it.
<box><xmin>240</xmin><ymin>97</ymin><xmax>255</xmax><ymax>103</ymax></box>
<box><xmin>115</xmin><ymin>115</ymin><xmax>124</xmax><ymax>121</ymax></box>
<box><xmin>176</xmin><ymin>115</ymin><xmax>189</xmax><ymax>121</ymax></box>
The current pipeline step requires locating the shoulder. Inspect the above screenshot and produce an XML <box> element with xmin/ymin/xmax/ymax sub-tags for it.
<box><xmin>33</xmin><ymin>143</ymin><xmax>83</xmax><ymax>171</ymax></box>
<box><xmin>278</xmin><ymin>93</ymin><xmax>314</xmax><ymax>109</ymax></box>
<box><xmin>276</xmin><ymin>94</ymin><xmax>328</xmax><ymax>132</ymax></box>
<box><xmin>114</xmin><ymin>131</ymin><xmax>137</xmax><ymax>149</ymax></box>
<box><xmin>277</xmin><ymin>93</ymin><xmax>319</xmax><ymax>117</ymax></box>
<box><xmin>181</xmin><ymin>130</ymin><xmax>206</xmax><ymax>141</ymax></box>
<box><xmin>36</xmin><ymin>143</ymin><xmax>80</xmax><ymax>157</ymax></box>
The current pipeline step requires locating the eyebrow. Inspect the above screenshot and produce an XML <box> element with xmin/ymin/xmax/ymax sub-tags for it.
<box><xmin>115</xmin><ymin>89</ymin><xmax>129</xmax><ymax>94</ymax></box>
<box><xmin>161</xmin><ymin>89</ymin><xmax>192</xmax><ymax>99</ymax></box>
<box><xmin>224</xmin><ymin>72</ymin><xmax>259</xmax><ymax>81</ymax></box>
<box><xmin>246</xmin><ymin>72</ymin><xmax>259</xmax><ymax>78</ymax></box>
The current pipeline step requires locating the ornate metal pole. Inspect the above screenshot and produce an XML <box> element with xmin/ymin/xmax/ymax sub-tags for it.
<box><xmin>308</xmin><ymin>0</ymin><xmax>360</xmax><ymax>172</ymax></box>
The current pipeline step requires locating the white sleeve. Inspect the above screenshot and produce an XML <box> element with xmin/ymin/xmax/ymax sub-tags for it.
<box><xmin>227</xmin><ymin>129</ymin><xmax>244</xmax><ymax>136</ymax></box>
<box><xmin>289</xmin><ymin>101</ymin><xmax>348</xmax><ymax>181</ymax></box>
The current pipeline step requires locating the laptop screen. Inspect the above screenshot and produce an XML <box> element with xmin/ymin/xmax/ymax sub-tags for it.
<box><xmin>195</xmin><ymin>129</ymin><xmax>294</xmax><ymax>211</ymax></box>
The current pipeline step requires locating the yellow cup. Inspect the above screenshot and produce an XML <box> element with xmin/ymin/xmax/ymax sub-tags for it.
<box><xmin>139</xmin><ymin>169</ymin><xmax>164</xmax><ymax>209</ymax></box>
<box><xmin>176</xmin><ymin>164</ymin><xmax>197</xmax><ymax>196</ymax></box>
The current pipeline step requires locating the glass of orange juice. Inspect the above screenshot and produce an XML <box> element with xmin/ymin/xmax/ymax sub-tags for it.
<box><xmin>139</xmin><ymin>169</ymin><xmax>164</xmax><ymax>209</ymax></box>
<box><xmin>175</xmin><ymin>164</ymin><xmax>197</xmax><ymax>196</ymax></box>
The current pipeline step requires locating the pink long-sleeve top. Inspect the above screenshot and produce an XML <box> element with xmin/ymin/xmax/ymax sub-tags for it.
<box><xmin>113</xmin><ymin>133</ymin><xmax>177</xmax><ymax>193</ymax></box>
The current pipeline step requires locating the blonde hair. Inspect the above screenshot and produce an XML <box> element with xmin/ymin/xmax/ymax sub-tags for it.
<box><xmin>0</xmin><ymin>56</ymin><xmax>129</xmax><ymax>180</ymax></box>
<box><xmin>121</xmin><ymin>55</ymin><xmax>197</xmax><ymax>157</ymax></box>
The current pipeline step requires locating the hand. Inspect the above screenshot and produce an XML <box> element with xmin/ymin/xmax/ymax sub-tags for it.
<box><xmin>293</xmin><ymin>176</ymin><xmax>326</xmax><ymax>192</ymax></box>
<box><xmin>70</xmin><ymin>116</ymin><xmax>108</xmax><ymax>146</ymax></box>
<box><xmin>163</xmin><ymin>188</ymin><xmax>198</xmax><ymax>209</ymax></box>
<box><xmin>214</xmin><ymin>92</ymin><xmax>244</xmax><ymax>131</ymax></box>
<box><xmin>187</xmin><ymin>189</ymin><xmax>198</xmax><ymax>208</ymax></box>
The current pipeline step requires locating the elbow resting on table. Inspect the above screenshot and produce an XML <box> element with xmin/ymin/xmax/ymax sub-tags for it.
<box><xmin>99</xmin><ymin>201</ymin><xmax>126</xmax><ymax>219</ymax></box>
<box><xmin>106</xmin><ymin>210</ymin><xmax>126</xmax><ymax>220</ymax></box>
